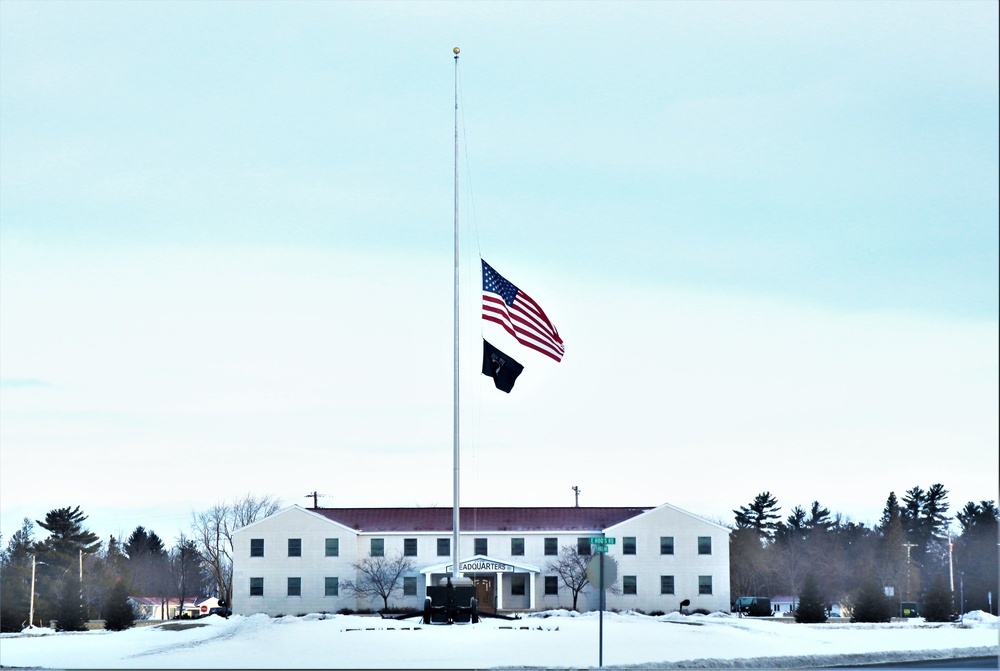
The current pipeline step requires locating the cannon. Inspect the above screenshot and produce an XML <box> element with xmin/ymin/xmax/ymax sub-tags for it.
<box><xmin>424</xmin><ymin>576</ymin><xmax>478</xmax><ymax>624</ymax></box>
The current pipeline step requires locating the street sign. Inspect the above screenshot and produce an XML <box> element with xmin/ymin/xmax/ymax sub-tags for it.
<box><xmin>590</xmin><ymin>537</ymin><xmax>615</xmax><ymax>545</ymax></box>
<box><xmin>595</xmin><ymin>545</ymin><xmax>609</xmax><ymax>553</ymax></box>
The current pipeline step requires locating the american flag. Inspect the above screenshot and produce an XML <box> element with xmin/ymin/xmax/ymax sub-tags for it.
<box><xmin>482</xmin><ymin>259</ymin><xmax>564</xmax><ymax>362</ymax></box>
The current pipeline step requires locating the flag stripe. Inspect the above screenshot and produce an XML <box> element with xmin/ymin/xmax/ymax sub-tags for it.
<box><xmin>483</xmin><ymin>294</ymin><xmax>564</xmax><ymax>362</ymax></box>
<box><xmin>481</xmin><ymin>258</ymin><xmax>564</xmax><ymax>363</ymax></box>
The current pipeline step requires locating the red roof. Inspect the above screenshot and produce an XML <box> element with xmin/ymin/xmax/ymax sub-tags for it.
<box><xmin>311</xmin><ymin>507</ymin><xmax>651</xmax><ymax>532</ymax></box>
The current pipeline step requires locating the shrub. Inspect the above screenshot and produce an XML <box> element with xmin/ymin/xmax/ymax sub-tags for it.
<box><xmin>921</xmin><ymin>575</ymin><xmax>957</xmax><ymax>623</ymax></box>
<box><xmin>851</xmin><ymin>574</ymin><xmax>892</xmax><ymax>623</ymax></box>
<box><xmin>103</xmin><ymin>580</ymin><xmax>135</xmax><ymax>632</ymax></box>
<box><xmin>795</xmin><ymin>573</ymin><xmax>828</xmax><ymax>624</ymax></box>
<box><xmin>649</xmin><ymin>610</ymin><xmax>665</xmax><ymax>617</ymax></box>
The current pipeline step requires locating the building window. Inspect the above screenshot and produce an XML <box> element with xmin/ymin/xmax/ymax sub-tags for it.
<box><xmin>250</xmin><ymin>539</ymin><xmax>264</xmax><ymax>557</ymax></box>
<box><xmin>288</xmin><ymin>538</ymin><xmax>302</xmax><ymax>557</ymax></box>
<box><xmin>437</xmin><ymin>538</ymin><xmax>450</xmax><ymax>556</ymax></box>
<box><xmin>325</xmin><ymin>577</ymin><xmax>339</xmax><ymax>597</ymax></box>
<box><xmin>511</xmin><ymin>538</ymin><xmax>524</xmax><ymax>556</ymax></box>
<box><xmin>474</xmin><ymin>538</ymin><xmax>487</xmax><ymax>555</ymax></box>
<box><xmin>544</xmin><ymin>576</ymin><xmax>558</xmax><ymax>595</ymax></box>
<box><xmin>325</xmin><ymin>538</ymin><xmax>339</xmax><ymax>557</ymax></box>
<box><xmin>623</xmin><ymin>537</ymin><xmax>636</xmax><ymax>555</ymax></box>
<box><xmin>699</xmin><ymin>575</ymin><xmax>713</xmax><ymax>595</ymax></box>
<box><xmin>622</xmin><ymin>575</ymin><xmax>637</xmax><ymax>595</ymax></box>
<box><xmin>404</xmin><ymin>538</ymin><xmax>418</xmax><ymax>557</ymax></box>
<box><xmin>403</xmin><ymin>576</ymin><xmax>417</xmax><ymax>596</ymax></box>
<box><xmin>371</xmin><ymin>538</ymin><xmax>384</xmax><ymax>557</ymax></box>
<box><xmin>661</xmin><ymin>575</ymin><xmax>675</xmax><ymax>595</ymax></box>
<box><xmin>544</xmin><ymin>538</ymin><xmax>558</xmax><ymax>556</ymax></box>
<box><xmin>660</xmin><ymin>536</ymin><xmax>674</xmax><ymax>555</ymax></box>
<box><xmin>249</xmin><ymin>577</ymin><xmax>263</xmax><ymax>596</ymax></box>
<box><xmin>511</xmin><ymin>575</ymin><xmax>526</xmax><ymax>596</ymax></box>
<box><xmin>287</xmin><ymin>577</ymin><xmax>301</xmax><ymax>597</ymax></box>
<box><xmin>577</xmin><ymin>538</ymin><xmax>591</xmax><ymax>555</ymax></box>
<box><xmin>698</xmin><ymin>537</ymin><xmax>712</xmax><ymax>555</ymax></box>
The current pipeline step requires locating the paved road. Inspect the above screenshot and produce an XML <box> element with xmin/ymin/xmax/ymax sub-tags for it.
<box><xmin>823</xmin><ymin>656</ymin><xmax>998</xmax><ymax>669</ymax></box>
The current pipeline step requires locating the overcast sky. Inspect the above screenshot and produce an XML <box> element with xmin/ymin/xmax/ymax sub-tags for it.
<box><xmin>1</xmin><ymin>1</ymin><xmax>997</xmax><ymax>547</ymax></box>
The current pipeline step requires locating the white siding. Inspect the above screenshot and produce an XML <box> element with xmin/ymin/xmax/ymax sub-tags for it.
<box><xmin>602</xmin><ymin>503</ymin><xmax>731</xmax><ymax>613</ymax></box>
<box><xmin>231</xmin><ymin>504</ymin><xmax>730</xmax><ymax>616</ymax></box>
<box><xmin>232</xmin><ymin>507</ymin><xmax>360</xmax><ymax>616</ymax></box>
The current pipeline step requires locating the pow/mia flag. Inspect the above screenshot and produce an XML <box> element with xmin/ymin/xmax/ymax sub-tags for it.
<box><xmin>482</xmin><ymin>340</ymin><xmax>524</xmax><ymax>393</ymax></box>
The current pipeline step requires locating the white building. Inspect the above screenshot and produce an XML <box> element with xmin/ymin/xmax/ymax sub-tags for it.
<box><xmin>231</xmin><ymin>503</ymin><xmax>731</xmax><ymax>616</ymax></box>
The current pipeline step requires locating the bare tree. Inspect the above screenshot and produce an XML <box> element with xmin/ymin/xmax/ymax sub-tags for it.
<box><xmin>341</xmin><ymin>553</ymin><xmax>415</xmax><ymax>611</ymax></box>
<box><xmin>545</xmin><ymin>545</ymin><xmax>591</xmax><ymax>611</ymax></box>
<box><xmin>191</xmin><ymin>493</ymin><xmax>280</xmax><ymax>610</ymax></box>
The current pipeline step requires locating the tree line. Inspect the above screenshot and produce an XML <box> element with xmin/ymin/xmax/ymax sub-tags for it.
<box><xmin>729</xmin><ymin>484</ymin><xmax>998</xmax><ymax>618</ymax></box>
<box><xmin>0</xmin><ymin>493</ymin><xmax>279</xmax><ymax>632</ymax></box>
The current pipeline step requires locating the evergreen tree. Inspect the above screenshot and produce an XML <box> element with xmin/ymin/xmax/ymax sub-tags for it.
<box><xmin>35</xmin><ymin>507</ymin><xmax>101</xmax><ymax>568</ymax></box>
<box><xmin>170</xmin><ymin>536</ymin><xmax>205</xmax><ymax>616</ymax></box>
<box><xmin>954</xmin><ymin>500</ymin><xmax>999</xmax><ymax>614</ymax></box>
<box><xmin>54</xmin><ymin>571</ymin><xmax>87</xmax><ymax>631</ymax></box>
<box><xmin>804</xmin><ymin>502</ymin><xmax>833</xmax><ymax>532</ymax></box>
<box><xmin>33</xmin><ymin>506</ymin><xmax>102</xmax><ymax>627</ymax></box>
<box><xmin>851</xmin><ymin>573</ymin><xmax>892</xmax><ymax>623</ymax></box>
<box><xmin>876</xmin><ymin>491</ymin><xmax>908</xmax><ymax>610</ymax></box>
<box><xmin>103</xmin><ymin>579</ymin><xmax>136</xmax><ymax>631</ymax></box>
<box><xmin>794</xmin><ymin>572</ymin><xmax>828</xmax><ymax>623</ymax></box>
<box><xmin>733</xmin><ymin>492</ymin><xmax>782</xmax><ymax>541</ymax></box>
<box><xmin>879</xmin><ymin>492</ymin><xmax>902</xmax><ymax>529</ymax></box>
<box><xmin>921</xmin><ymin>574</ymin><xmax>956</xmax><ymax>623</ymax></box>
<box><xmin>0</xmin><ymin>518</ymin><xmax>35</xmax><ymax>632</ymax></box>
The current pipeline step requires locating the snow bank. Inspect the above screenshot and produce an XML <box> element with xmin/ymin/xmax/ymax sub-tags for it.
<box><xmin>0</xmin><ymin>610</ymin><xmax>995</xmax><ymax>669</ymax></box>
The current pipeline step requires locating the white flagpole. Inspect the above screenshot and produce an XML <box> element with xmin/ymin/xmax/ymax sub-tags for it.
<box><xmin>451</xmin><ymin>46</ymin><xmax>461</xmax><ymax>581</ymax></box>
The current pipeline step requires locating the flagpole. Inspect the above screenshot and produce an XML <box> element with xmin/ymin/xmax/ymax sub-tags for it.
<box><xmin>451</xmin><ymin>46</ymin><xmax>461</xmax><ymax>581</ymax></box>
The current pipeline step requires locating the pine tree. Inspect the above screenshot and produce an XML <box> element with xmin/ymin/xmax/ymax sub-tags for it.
<box><xmin>795</xmin><ymin>572</ymin><xmax>828</xmax><ymax>623</ymax></box>
<box><xmin>35</xmin><ymin>507</ymin><xmax>101</xmax><ymax>566</ymax></box>
<box><xmin>954</xmin><ymin>500</ymin><xmax>998</xmax><ymax>614</ymax></box>
<box><xmin>103</xmin><ymin>580</ymin><xmax>136</xmax><ymax>631</ymax></box>
<box><xmin>733</xmin><ymin>492</ymin><xmax>782</xmax><ymax>541</ymax></box>
<box><xmin>921</xmin><ymin>574</ymin><xmax>956</xmax><ymax>622</ymax></box>
<box><xmin>0</xmin><ymin>518</ymin><xmax>35</xmax><ymax>632</ymax></box>
<box><xmin>851</xmin><ymin>573</ymin><xmax>892</xmax><ymax>623</ymax></box>
<box><xmin>54</xmin><ymin>572</ymin><xmax>87</xmax><ymax>631</ymax></box>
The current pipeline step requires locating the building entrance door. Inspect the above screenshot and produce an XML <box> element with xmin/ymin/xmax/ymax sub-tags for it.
<box><xmin>471</xmin><ymin>575</ymin><xmax>495</xmax><ymax>612</ymax></box>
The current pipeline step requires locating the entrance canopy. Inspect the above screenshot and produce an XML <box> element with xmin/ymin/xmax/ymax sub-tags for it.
<box><xmin>420</xmin><ymin>554</ymin><xmax>540</xmax><ymax>611</ymax></box>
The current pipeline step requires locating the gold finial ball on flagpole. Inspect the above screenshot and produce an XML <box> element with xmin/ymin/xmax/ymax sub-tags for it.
<box><xmin>453</xmin><ymin>47</ymin><xmax>460</xmax><ymax>55</ymax></box>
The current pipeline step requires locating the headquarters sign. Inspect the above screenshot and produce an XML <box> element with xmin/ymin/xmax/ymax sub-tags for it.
<box><xmin>446</xmin><ymin>559</ymin><xmax>514</xmax><ymax>573</ymax></box>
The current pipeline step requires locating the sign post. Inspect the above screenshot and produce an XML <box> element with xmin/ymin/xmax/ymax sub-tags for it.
<box><xmin>587</xmin><ymin>538</ymin><xmax>616</xmax><ymax>667</ymax></box>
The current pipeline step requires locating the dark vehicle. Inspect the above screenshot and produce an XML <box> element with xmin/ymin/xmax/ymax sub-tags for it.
<box><xmin>208</xmin><ymin>607</ymin><xmax>232</xmax><ymax>618</ymax></box>
<box><xmin>732</xmin><ymin>597</ymin><xmax>772</xmax><ymax>616</ymax></box>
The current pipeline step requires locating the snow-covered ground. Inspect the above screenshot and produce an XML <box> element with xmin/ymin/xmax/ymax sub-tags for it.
<box><xmin>1</xmin><ymin>610</ymin><xmax>996</xmax><ymax>669</ymax></box>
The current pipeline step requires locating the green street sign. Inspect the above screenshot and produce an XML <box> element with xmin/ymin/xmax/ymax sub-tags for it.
<box><xmin>594</xmin><ymin>545</ymin><xmax>609</xmax><ymax>553</ymax></box>
<box><xmin>590</xmin><ymin>537</ymin><xmax>615</xmax><ymax>545</ymax></box>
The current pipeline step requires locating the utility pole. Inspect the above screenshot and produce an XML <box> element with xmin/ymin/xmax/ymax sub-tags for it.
<box><xmin>948</xmin><ymin>530</ymin><xmax>954</xmax><ymax>592</ymax></box>
<box><xmin>304</xmin><ymin>492</ymin><xmax>327</xmax><ymax>509</ymax></box>
<box><xmin>902</xmin><ymin>542</ymin><xmax>917</xmax><ymax>600</ymax></box>
<box><xmin>28</xmin><ymin>555</ymin><xmax>36</xmax><ymax>629</ymax></box>
<box><xmin>572</xmin><ymin>486</ymin><xmax>581</xmax><ymax>508</ymax></box>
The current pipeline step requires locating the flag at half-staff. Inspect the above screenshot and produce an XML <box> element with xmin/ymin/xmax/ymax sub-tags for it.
<box><xmin>482</xmin><ymin>340</ymin><xmax>524</xmax><ymax>393</ymax></box>
<box><xmin>482</xmin><ymin>259</ymin><xmax>565</xmax><ymax>362</ymax></box>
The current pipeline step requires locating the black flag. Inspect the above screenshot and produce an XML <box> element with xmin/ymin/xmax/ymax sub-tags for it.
<box><xmin>482</xmin><ymin>340</ymin><xmax>524</xmax><ymax>393</ymax></box>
